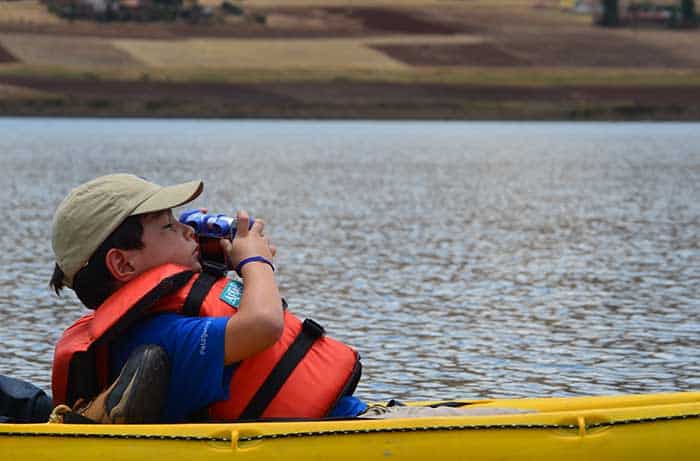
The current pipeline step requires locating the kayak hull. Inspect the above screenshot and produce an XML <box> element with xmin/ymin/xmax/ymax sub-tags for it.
<box><xmin>2</xmin><ymin>392</ymin><xmax>699</xmax><ymax>460</ymax></box>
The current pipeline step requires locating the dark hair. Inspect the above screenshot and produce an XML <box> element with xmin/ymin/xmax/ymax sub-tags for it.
<box><xmin>50</xmin><ymin>215</ymin><xmax>145</xmax><ymax>309</ymax></box>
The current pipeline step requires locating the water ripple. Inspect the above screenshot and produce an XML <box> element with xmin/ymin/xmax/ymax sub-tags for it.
<box><xmin>0</xmin><ymin>119</ymin><xmax>698</xmax><ymax>400</ymax></box>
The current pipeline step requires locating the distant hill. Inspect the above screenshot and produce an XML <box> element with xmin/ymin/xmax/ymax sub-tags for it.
<box><xmin>1</xmin><ymin>0</ymin><xmax>699</xmax><ymax>119</ymax></box>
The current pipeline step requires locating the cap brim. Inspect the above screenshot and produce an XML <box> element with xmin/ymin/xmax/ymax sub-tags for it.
<box><xmin>132</xmin><ymin>180</ymin><xmax>203</xmax><ymax>215</ymax></box>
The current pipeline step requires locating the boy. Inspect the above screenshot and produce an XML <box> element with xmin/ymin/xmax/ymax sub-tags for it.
<box><xmin>50</xmin><ymin>174</ymin><xmax>365</xmax><ymax>423</ymax></box>
<box><xmin>50</xmin><ymin>174</ymin><xmax>520</xmax><ymax>423</ymax></box>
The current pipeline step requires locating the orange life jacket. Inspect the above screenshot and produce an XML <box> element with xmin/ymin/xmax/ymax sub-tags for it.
<box><xmin>52</xmin><ymin>263</ymin><xmax>361</xmax><ymax>420</ymax></box>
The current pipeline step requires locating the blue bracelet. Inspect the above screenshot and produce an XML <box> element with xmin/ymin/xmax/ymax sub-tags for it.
<box><xmin>235</xmin><ymin>256</ymin><xmax>275</xmax><ymax>277</ymax></box>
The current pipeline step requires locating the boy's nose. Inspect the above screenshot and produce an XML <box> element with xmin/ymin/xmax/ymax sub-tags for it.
<box><xmin>182</xmin><ymin>223</ymin><xmax>196</xmax><ymax>240</ymax></box>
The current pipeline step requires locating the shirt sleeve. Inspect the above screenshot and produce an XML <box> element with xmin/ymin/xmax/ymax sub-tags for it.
<box><xmin>328</xmin><ymin>396</ymin><xmax>368</xmax><ymax>417</ymax></box>
<box><xmin>111</xmin><ymin>314</ymin><xmax>232</xmax><ymax>423</ymax></box>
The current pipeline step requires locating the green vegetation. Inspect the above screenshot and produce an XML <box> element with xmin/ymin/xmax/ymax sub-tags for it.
<box><xmin>682</xmin><ymin>0</ymin><xmax>698</xmax><ymax>25</ymax></box>
<box><xmin>5</xmin><ymin>64</ymin><xmax>700</xmax><ymax>87</ymax></box>
<box><xmin>600</xmin><ymin>0</ymin><xmax>619</xmax><ymax>26</ymax></box>
<box><xmin>42</xmin><ymin>0</ymin><xmax>252</xmax><ymax>23</ymax></box>
<box><xmin>600</xmin><ymin>0</ymin><xmax>698</xmax><ymax>28</ymax></box>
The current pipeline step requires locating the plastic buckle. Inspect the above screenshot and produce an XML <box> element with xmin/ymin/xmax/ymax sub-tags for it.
<box><xmin>302</xmin><ymin>318</ymin><xmax>325</xmax><ymax>339</ymax></box>
<box><xmin>201</xmin><ymin>260</ymin><xmax>229</xmax><ymax>277</ymax></box>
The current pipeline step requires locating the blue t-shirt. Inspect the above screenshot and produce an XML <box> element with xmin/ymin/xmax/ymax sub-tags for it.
<box><xmin>110</xmin><ymin>313</ymin><xmax>367</xmax><ymax>422</ymax></box>
<box><xmin>111</xmin><ymin>314</ymin><xmax>233</xmax><ymax>422</ymax></box>
<box><xmin>329</xmin><ymin>395</ymin><xmax>367</xmax><ymax>417</ymax></box>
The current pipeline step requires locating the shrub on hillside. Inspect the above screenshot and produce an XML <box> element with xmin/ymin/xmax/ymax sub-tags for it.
<box><xmin>42</xmin><ymin>0</ymin><xmax>214</xmax><ymax>22</ymax></box>
<box><xmin>220</xmin><ymin>0</ymin><xmax>243</xmax><ymax>16</ymax></box>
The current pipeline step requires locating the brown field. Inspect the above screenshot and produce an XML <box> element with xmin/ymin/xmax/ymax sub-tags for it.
<box><xmin>0</xmin><ymin>0</ymin><xmax>61</xmax><ymax>24</ymax></box>
<box><xmin>1</xmin><ymin>74</ymin><xmax>699</xmax><ymax>120</ymax></box>
<box><xmin>322</xmin><ymin>7</ymin><xmax>466</xmax><ymax>34</ymax></box>
<box><xmin>1</xmin><ymin>0</ymin><xmax>700</xmax><ymax>119</ymax></box>
<box><xmin>0</xmin><ymin>33</ymin><xmax>143</xmax><ymax>68</ymax></box>
<box><xmin>0</xmin><ymin>81</ymin><xmax>53</xmax><ymax>98</ymax></box>
<box><xmin>1</xmin><ymin>1</ymin><xmax>698</xmax><ymax>68</ymax></box>
<box><xmin>372</xmin><ymin>43</ymin><xmax>529</xmax><ymax>67</ymax></box>
<box><xmin>111</xmin><ymin>37</ymin><xmax>409</xmax><ymax>70</ymax></box>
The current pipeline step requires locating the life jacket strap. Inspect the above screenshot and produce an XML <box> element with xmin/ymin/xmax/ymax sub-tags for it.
<box><xmin>182</xmin><ymin>261</ymin><xmax>228</xmax><ymax>316</ymax></box>
<box><xmin>238</xmin><ymin>318</ymin><xmax>325</xmax><ymax>420</ymax></box>
<box><xmin>180</xmin><ymin>264</ymin><xmax>329</xmax><ymax>421</ymax></box>
<box><xmin>65</xmin><ymin>270</ymin><xmax>195</xmax><ymax>406</ymax></box>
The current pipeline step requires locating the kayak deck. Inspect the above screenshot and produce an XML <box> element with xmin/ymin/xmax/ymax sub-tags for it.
<box><xmin>1</xmin><ymin>392</ymin><xmax>699</xmax><ymax>460</ymax></box>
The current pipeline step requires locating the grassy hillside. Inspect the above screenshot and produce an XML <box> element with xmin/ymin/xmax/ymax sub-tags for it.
<box><xmin>1</xmin><ymin>0</ymin><xmax>699</xmax><ymax>119</ymax></box>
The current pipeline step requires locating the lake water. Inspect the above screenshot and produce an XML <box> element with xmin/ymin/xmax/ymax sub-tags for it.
<box><xmin>0</xmin><ymin>118</ymin><xmax>698</xmax><ymax>402</ymax></box>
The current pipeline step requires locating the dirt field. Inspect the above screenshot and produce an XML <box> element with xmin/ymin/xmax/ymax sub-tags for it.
<box><xmin>111</xmin><ymin>37</ymin><xmax>409</xmax><ymax>70</ymax></box>
<box><xmin>0</xmin><ymin>33</ymin><xmax>142</xmax><ymax>68</ymax></box>
<box><xmin>1</xmin><ymin>1</ymin><xmax>699</xmax><ymax>67</ymax></box>
<box><xmin>0</xmin><ymin>81</ymin><xmax>52</xmax><ymax>98</ymax></box>
<box><xmin>322</xmin><ymin>7</ymin><xmax>466</xmax><ymax>34</ymax></box>
<box><xmin>1</xmin><ymin>0</ymin><xmax>700</xmax><ymax>119</ymax></box>
<box><xmin>3</xmin><ymin>75</ymin><xmax>699</xmax><ymax>106</ymax></box>
<box><xmin>0</xmin><ymin>0</ymin><xmax>60</xmax><ymax>24</ymax></box>
<box><xmin>372</xmin><ymin>43</ymin><xmax>529</xmax><ymax>67</ymax></box>
<box><xmin>1</xmin><ymin>74</ymin><xmax>699</xmax><ymax>120</ymax></box>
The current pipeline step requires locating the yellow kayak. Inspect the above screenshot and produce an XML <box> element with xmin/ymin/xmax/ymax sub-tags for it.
<box><xmin>1</xmin><ymin>392</ymin><xmax>698</xmax><ymax>460</ymax></box>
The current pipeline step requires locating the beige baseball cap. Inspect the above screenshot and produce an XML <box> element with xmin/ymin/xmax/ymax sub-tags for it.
<box><xmin>52</xmin><ymin>174</ymin><xmax>203</xmax><ymax>287</ymax></box>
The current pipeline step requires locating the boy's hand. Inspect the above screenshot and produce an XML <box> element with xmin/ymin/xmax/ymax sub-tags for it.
<box><xmin>219</xmin><ymin>210</ymin><xmax>276</xmax><ymax>269</ymax></box>
<box><xmin>220</xmin><ymin>210</ymin><xmax>283</xmax><ymax>364</ymax></box>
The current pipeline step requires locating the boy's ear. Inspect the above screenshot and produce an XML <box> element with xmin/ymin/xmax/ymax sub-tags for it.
<box><xmin>105</xmin><ymin>248</ymin><xmax>137</xmax><ymax>282</ymax></box>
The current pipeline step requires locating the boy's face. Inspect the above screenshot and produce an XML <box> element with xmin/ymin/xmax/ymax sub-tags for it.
<box><xmin>129</xmin><ymin>209</ymin><xmax>202</xmax><ymax>276</ymax></box>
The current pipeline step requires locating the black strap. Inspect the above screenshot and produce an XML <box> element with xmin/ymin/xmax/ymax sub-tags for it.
<box><xmin>68</xmin><ymin>270</ymin><xmax>196</xmax><ymax>406</ymax></box>
<box><xmin>182</xmin><ymin>272</ymin><xmax>218</xmax><ymax>316</ymax></box>
<box><xmin>238</xmin><ymin>318</ymin><xmax>325</xmax><ymax>420</ymax></box>
<box><xmin>182</xmin><ymin>261</ymin><xmax>228</xmax><ymax>316</ymax></box>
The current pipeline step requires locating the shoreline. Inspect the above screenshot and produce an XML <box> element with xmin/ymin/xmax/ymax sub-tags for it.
<box><xmin>2</xmin><ymin>103</ymin><xmax>696</xmax><ymax>121</ymax></box>
<box><xmin>2</xmin><ymin>77</ymin><xmax>700</xmax><ymax>121</ymax></box>
<box><xmin>1</xmin><ymin>109</ymin><xmax>697</xmax><ymax>121</ymax></box>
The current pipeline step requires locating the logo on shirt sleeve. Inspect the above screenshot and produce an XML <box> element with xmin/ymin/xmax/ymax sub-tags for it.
<box><xmin>199</xmin><ymin>320</ymin><xmax>211</xmax><ymax>356</ymax></box>
<box><xmin>220</xmin><ymin>280</ymin><xmax>243</xmax><ymax>308</ymax></box>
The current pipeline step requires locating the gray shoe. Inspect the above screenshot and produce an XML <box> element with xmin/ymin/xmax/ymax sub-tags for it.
<box><xmin>75</xmin><ymin>344</ymin><xmax>170</xmax><ymax>424</ymax></box>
